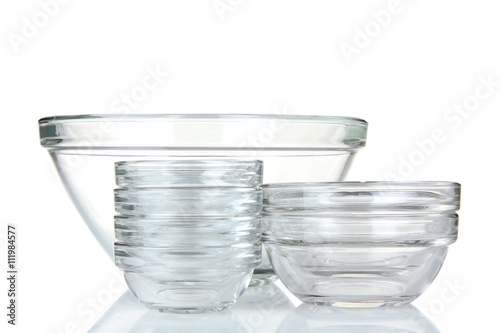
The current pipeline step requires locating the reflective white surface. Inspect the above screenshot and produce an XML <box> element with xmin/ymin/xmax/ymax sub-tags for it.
<box><xmin>89</xmin><ymin>284</ymin><xmax>439</xmax><ymax>332</ymax></box>
<box><xmin>277</xmin><ymin>303</ymin><xmax>440</xmax><ymax>333</ymax></box>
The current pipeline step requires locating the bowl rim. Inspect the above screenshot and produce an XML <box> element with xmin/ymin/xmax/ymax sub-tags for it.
<box><xmin>114</xmin><ymin>214</ymin><xmax>261</xmax><ymax>221</ymax></box>
<box><xmin>262</xmin><ymin>181</ymin><xmax>461</xmax><ymax>189</ymax></box>
<box><xmin>39</xmin><ymin>114</ymin><xmax>368</xmax><ymax>149</ymax></box>
<box><xmin>113</xmin><ymin>242</ymin><xmax>261</xmax><ymax>250</ymax></box>
<box><xmin>114</xmin><ymin>186</ymin><xmax>262</xmax><ymax>192</ymax></box>
<box><xmin>115</xmin><ymin>159</ymin><xmax>263</xmax><ymax>169</ymax></box>
<box><xmin>38</xmin><ymin>114</ymin><xmax>368</xmax><ymax>125</ymax></box>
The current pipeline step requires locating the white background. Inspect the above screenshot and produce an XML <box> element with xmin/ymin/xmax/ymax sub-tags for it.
<box><xmin>1</xmin><ymin>0</ymin><xmax>499</xmax><ymax>332</ymax></box>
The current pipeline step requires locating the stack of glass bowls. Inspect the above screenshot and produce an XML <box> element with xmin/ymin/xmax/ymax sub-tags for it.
<box><xmin>113</xmin><ymin>160</ymin><xmax>263</xmax><ymax>313</ymax></box>
<box><xmin>263</xmin><ymin>181</ymin><xmax>460</xmax><ymax>307</ymax></box>
<box><xmin>39</xmin><ymin>114</ymin><xmax>463</xmax><ymax>314</ymax></box>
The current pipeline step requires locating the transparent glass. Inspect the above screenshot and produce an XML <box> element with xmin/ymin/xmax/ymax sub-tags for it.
<box><xmin>114</xmin><ymin>160</ymin><xmax>262</xmax><ymax>313</ymax></box>
<box><xmin>38</xmin><ymin>114</ymin><xmax>368</xmax><ymax>284</ymax></box>
<box><xmin>115</xmin><ymin>160</ymin><xmax>263</xmax><ymax>188</ymax></box>
<box><xmin>115</xmin><ymin>187</ymin><xmax>262</xmax><ymax>216</ymax></box>
<box><xmin>263</xmin><ymin>181</ymin><xmax>460</xmax><ymax>307</ymax></box>
<box><xmin>115</xmin><ymin>245</ymin><xmax>260</xmax><ymax>313</ymax></box>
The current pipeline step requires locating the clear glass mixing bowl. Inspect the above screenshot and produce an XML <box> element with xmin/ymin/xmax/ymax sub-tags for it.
<box><xmin>38</xmin><ymin>114</ymin><xmax>368</xmax><ymax>284</ymax></box>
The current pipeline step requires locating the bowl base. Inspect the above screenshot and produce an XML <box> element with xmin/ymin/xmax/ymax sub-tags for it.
<box><xmin>144</xmin><ymin>302</ymin><xmax>233</xmax><ymax>314</ymax></box>
<box><xmin>300</xmin><ymin>296</ymin><xmax>416</xmax><ymax>308</ymax></box>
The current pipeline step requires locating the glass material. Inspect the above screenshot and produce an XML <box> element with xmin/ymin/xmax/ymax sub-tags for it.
<box><xmin>115</xmin><ymin>187</ymin><xmax>262</xmax><ymax>216</ymax></box>
<box><xmin>114</xmin><ymin>160</ymin><xmax>262</xmax><ymax>313</ymax></box>
<box><xmin>115</xmin><ymin>160</ymin><xmax>263</xmax><ymax>188</ymax></box>
<box><xmin>263</xmin><ymin>181</ymin><xmax>460</xmax><ymax>307</ymax></box>
<box><xmin>38</xmin><ymin>114</ymin><xmax>368</xmax><ymax>284</ymax></box>
<box><xmin>115</xmin><ymin>216</ymin><xmax>261</xmax><ymax>247</ymax></box>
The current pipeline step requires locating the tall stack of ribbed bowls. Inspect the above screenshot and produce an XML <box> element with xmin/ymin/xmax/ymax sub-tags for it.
<box><xmin>113</xmin><ymin>160</ymin><xmax>263</xmax><ymax>313</ymax></box>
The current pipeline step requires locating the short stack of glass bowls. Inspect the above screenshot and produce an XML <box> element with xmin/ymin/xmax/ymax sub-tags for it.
<box><xmin>113</xmin><ymin>160</ymin><xmax>263</xmax><ymax>313</ymax></box>
<box><xmin>263</xmin><ymin>181</ymin><xmax>460</xmax><ymax>307</ymax></box>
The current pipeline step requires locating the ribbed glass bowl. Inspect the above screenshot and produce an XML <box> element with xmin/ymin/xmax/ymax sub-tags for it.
<box><xmin>113</xmin><ymin>160</ymin><xmax>262</xmax><ymax>313</ymax></box>
<box><xmin>115</xmin><ymin>215</ymin><xmax>261</xmax><ymax>247</ymax></box>
<box><xmin>115</xmin><ymin>160</ymin><xmax>263</xmax><ymax>188</ymax></box>
<box><xmin>115</xmin><ymin>243</ymin><xmax>261</xmax><ymax>313</ymax></box>
<box><xmin>263</xmin><ymin>181</ymin><xmax>460</xmax><ymax>307</ymax></box>
<box><xmin>38</xmin><ymin>114</ymin><xmax>368</xmax><ymax>284</ymax></box>
<box><xmin>115</xmin><ymin>187</ymin><xmax>262</xmax><ymax>216</ymax></box>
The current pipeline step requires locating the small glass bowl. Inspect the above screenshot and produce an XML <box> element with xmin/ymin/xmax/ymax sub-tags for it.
<box><xmin>263</xmin><ymin>181</ymin><xmax>460</xmax><ymax>307</ymax></box>
<box><xmin>115</xmin><ymin>160</ymin><xmax>263</xmax><ymax>188</ymax></box>
<box><xmin>115</xmin><ymin>243</ymin><xmax>261</xmax><ymax>313</ymax></box>
<box><xmin>115</xmin><ymin>187</ymin><xmax>262</xmax><ymax>216</ymax></box>
<box><xmin>115</xmin><ymin>215</ymin><xmax>261</xmax><ymax>247</ymax></box>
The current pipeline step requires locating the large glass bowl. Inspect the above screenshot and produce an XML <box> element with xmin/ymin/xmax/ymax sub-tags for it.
<box><xmin>38</xmin><ymin>114</ymin><xmax>368</xmax><ymax>284</ymax></box>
